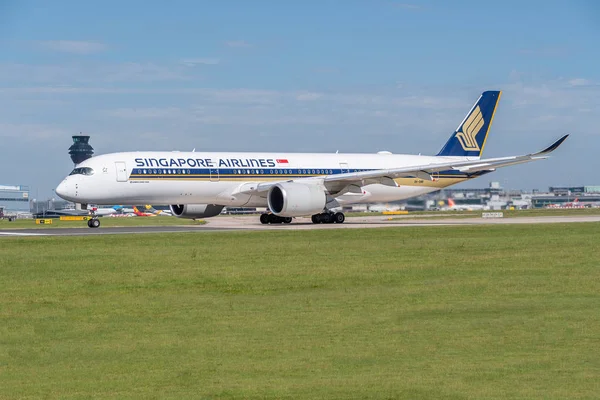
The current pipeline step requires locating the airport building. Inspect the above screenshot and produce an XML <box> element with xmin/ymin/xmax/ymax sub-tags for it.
<box><xmin>530</xmin><ymin>195</ymin><xmax>600</xmax><ymax>208</ymax></box>
<box><xmin>68</xmin><ymin>134</ymin><xmax>94</xmax><ymax>165</ymax></box>
<box><xmin>0</xmin><ymin>184</ymin><xmax>30</xmax><ymax>212</ymax></box>
<box><xmin>549</xmin><ymin>186</ymin><xmax>600</xmax><ymax>195</ymax></box>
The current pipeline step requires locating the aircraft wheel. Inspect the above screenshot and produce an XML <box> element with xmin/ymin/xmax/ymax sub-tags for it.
<box><xmin>311</xmin><ymin>214</ymin><xmax>320</xmax><ymax>224</ymax></box>
<box><xmin>334</xmin><ymin>212</ymin><xmax>345</xmax><ymax>224</ymax></box>
<box><xmin>89</xmin><ymin>218</ymin><xmax>100</xmax><ymax>228</ymax></box>
<box><xmin>283</xmin><ymin>217</ymin><xmax>292</xmax><ymax>224</ymax></box>
<box><xmin>260</xmin><ymin>214</ymin><xmax>269</xmax><ymax>224</ymax></box>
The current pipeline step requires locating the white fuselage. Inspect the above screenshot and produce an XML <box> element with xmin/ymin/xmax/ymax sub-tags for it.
<box><xmin>55</xmin><ymin>151</ymin><xmax>479</xmax><ymax>207</ymax></box>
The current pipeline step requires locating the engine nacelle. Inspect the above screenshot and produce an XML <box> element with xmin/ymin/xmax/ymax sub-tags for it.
<box><xmin>170</xmin><ymin>204</ymin><xmax>224</xmax><ymax>219</ymax></box>
<box><xmin>267</xmin><ymin>182</ymin><xmax>326</xmax><ymax>217</ymax></box>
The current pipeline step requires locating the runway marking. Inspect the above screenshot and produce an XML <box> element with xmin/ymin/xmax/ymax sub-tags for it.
<box><xmin>0</xmin><ymin>232</ymin><xmax>47</xmax><ymax>236</ymax></box>
<box><xmin>0</xmin><ymin>226</ymin><xmax>237</xmax><ymax>237</ymax></box>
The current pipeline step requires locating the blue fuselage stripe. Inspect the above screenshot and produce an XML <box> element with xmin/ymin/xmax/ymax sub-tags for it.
<box><xmin>128</xmin><ymin>168</ymin><xmax>486</xmax><ymax>179</ymax></box>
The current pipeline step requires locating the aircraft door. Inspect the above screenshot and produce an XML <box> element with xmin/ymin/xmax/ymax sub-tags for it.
<box><xmin>210</xmin><ymin>168</ymin><xmax>219</xmax><ymax>182</ymax></box>
<box><xmin>115</xmin><ymin>162</ymin><xmax>128</xmax><ymax>182</ymax></box>
<box><xmin>339</xmin><ymin>162</ymin><xmax>349</xmax><ymax>173</ymax></box>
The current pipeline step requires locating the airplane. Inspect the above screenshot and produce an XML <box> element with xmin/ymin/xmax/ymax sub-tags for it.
<box><xmin>443</xmin><ymin>198</ymin><xmax>488</xmax><ymax>211</ymax></box>
<box><xmin>88</xmin><ymin>205</ymin><xmax>119</xmax><ymax>216</ymax></box>
<box><xmin>545</xmin><ymin>197</ymin><xmax>586</xmax><ymax>209</ymax></box>
<box><xmin>152</xmin><ymin>205</ymin><xmax>173</xmax><ymax>216</ymax></box>
<box><xmin>112</xmin><ymin>205</ymin><xmax>134</xmax><ymax>214</ymax></box>
<box><xmin>132</xmin><ymin>205</ymin><xmax>171</xmax><ymax>216</ymax></box>
<box><xmin>55</xmin><ymin>90</ymin><xmax>569</xmax><ymax>228</ymax></box>
<box><xmin>132</xmin><ymin>205</ymin><xmax>156</xmax><ymax>216</ymax></box>
<box><xmin>31</xmin><ymin>204</ymin><xmax>118</xmax><ymax>218</ymax></box>
<box><xmin>108</xmin><ymin>204</ymin><xmax>172</xmax><ymax>217</ymax></box>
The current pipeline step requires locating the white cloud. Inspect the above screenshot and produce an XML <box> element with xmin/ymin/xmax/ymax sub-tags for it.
<box><xmin>0</xmin><ymin>62</ymin><xmax>191</xmax><ymax>84</ymax></box>
<box><xmin>224</xmin><ymin>40</ymin><xmax>252</xmax><ymax>48</ymax></box>
<box><xmin>0</xmin><ymin>86</ymin><xmax>131</xmax><ymax>94</ymax></box>
<box><xmin>568</xmin><ymin>78</ymin><xmax>591</xmax><ymax>87</ymax></box>
<box><xmin>508</xmin><ymin>69</ymin><xmax>524</xmax><ymax>82</ymax></box>
<box><xmin>103</xmin><ymin>107</ymin><xmax>184</xmax><ymax>119</ymax></box>
<box><xmin>35</xmin><ymin>40</ymin><xmax>107</xmax><ymax>54</ymax></box>
<box><xmin>296</xmin><ymin>91</ymin><xmax>323</xmax><ymax>101</ymax></box>
<box><xmin>200</xmin><ymin>88</ymin><xmax>282</xmax><ymax>105</ymax></box>
<box><xmin>517</xmin><ymin>47</ymin><xmax>567</xmax><ymax>57</ymax></box>
<box><xmin>0</xmin><ymin>122</ymin><xmax>68</xmax><ymax>140</ymax></box>
<box><xmin>102</xmin><ymin>62</ymin><xmax>189</xmax><ymax>82</ymax></box>
<box><xmin>180</xmin><ymin>58</ymin><xmax>220</xmax><ymax>66</ymax></box>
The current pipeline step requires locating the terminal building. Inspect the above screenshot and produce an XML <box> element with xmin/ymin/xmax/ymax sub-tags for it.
<box><xmin>0</xmin><ymin>185</ymin><xmax>30</xmax><ymax>212</ymax></box>
<box><xmin>548</xmin><ymin>186</ymin><xmax>600</xmax><ymax>195</ymax></box>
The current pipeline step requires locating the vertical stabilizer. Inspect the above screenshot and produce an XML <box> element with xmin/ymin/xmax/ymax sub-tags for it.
<box><xmin>436</xmin><ymin>91</ymin><xmax>501</xmax><ymax>158</ymax></box>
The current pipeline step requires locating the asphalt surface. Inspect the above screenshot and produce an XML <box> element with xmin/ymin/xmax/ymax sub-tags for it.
<box><xmin>1</xmin><ymin>214</ymin><xmax>600</xmax><ymax>237</ymax></box>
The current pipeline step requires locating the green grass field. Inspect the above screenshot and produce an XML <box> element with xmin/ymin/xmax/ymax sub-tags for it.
<box><xmin>1</xmin><ymin>224</ymin><xmax>600</xmax><ymax>399</ymax></box>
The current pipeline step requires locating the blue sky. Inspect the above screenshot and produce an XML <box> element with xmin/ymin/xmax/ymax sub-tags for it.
<box><xmin>0</xmin><ymin>0</ymin><xmax>599</xmax><ymax>198</ymax></box>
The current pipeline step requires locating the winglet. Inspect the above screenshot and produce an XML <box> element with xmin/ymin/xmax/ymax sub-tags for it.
<box><xmin>534</xmin><ymin>134</ymin><xmax>569</xmax><ymax>156</ymax></box>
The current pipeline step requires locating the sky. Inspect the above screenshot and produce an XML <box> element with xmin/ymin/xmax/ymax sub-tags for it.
<box><xmin>0</xmin><ymin>0</ymin><xmax>599</xmax><ymax>198</ymax></box>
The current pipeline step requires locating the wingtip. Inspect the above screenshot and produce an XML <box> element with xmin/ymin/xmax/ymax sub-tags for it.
<box><xmin>537</xmin><ymin>134</ymin><xmax>569</xmax><ymax>155</ymax></box>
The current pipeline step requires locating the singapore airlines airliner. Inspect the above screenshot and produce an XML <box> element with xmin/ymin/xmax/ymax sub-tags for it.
<box><xmin>55</xmin><ymin>90</ymin><xmax>568</xmax><ymax>228</ymax></box>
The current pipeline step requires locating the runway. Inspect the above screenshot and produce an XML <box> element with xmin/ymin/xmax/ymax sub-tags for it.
<box><xmin>1</xmin><ymin>214</ymin><xmax>599</xmax><ymax>237</ymax></box>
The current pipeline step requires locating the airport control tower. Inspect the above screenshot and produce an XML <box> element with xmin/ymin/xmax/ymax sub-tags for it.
<box><xmin>68</xmin><ymin>133</ymin><xmax>94</xmax><ymax>165</ymax></box>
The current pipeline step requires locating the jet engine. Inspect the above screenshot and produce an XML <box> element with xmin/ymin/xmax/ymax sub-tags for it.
<box><xmin>170</xmin><ymin>204</ymin><xmax>224</xmax><ymax>219</ymax></box>
<box><xmin>267</xmin><ymin>182</ymin><xmax>326</xmax><ymax>217</ymax></box>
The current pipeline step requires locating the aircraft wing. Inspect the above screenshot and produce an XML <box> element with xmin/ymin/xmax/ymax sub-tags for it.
<box><xmin>325</xmin><ymin>134</ymin><xmax>569</xmax><ymax>184</ymax></box>
<box><xmin>238</xmin><ymin>135</ymin><xmax>568</xmax><ymax>195</ymax></box>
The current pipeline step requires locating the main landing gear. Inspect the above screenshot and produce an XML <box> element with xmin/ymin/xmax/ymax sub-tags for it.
<box><xmin>258</xmin><ymin>212</ymin><xmax>346</xmax><ymax>225</ymax></box>
<box><xmin>87</xmin><ymin>217</ymin><xmax>100</xmax><ymax>228</ymax></box>
<box><xmin>260</xmin><ymin>214</ymin><xmax>293</xmax><ymax>224</ymax></box>
<box><xmin>311</xmin><ymin>212</ymin><xmax>345</xmax><ymax>224</ymax></box>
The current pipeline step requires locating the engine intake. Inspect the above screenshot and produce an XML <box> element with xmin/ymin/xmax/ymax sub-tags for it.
<box><xmin>170</xmin><ymin>204</ymin><xmax>224</xmax><ymax>219</ymax></box>
<box><xmin>267</xmin><ymin>182</ymin><xmax>326</xmax><ymax>217</ymax></box>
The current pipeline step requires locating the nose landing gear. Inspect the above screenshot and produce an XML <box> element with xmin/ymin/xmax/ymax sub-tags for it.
<box><xmin>87</xmin><ymin>208</ymin><xmax>100</xmax><ymax>228</ymax></box>
<box><xmin>87</xmin><ymin>218</ymin><xmax>100</xmax><ymax>228</ymax></box>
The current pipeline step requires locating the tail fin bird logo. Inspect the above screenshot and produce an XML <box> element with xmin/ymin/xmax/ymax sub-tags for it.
<box><xmin>455</xmin><ymin>105</ymin><xmax>484</xmax><ymax>151</ymax></box>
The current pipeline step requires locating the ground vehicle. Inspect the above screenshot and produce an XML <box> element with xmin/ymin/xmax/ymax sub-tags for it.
<box><xmin>0</xmin><ymin>206</ymin><xmax>16</xmax><ymax>221</ymax></box>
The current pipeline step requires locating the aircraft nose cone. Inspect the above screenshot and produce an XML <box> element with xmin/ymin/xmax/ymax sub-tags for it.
<box><xmin>55</xmin><ymin>180</ymin><xmax>73</xmax><ymax>201</ymax></box>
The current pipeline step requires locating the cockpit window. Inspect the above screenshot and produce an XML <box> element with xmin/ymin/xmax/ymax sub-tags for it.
<box><xmin>69</xmin><ymin>167</ymin><xmax>95</xmax><ymax>176</ymax></box>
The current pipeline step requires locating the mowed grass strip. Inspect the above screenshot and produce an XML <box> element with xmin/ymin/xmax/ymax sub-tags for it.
<box><xmin>1</xmin><ymin>223</ymin><xmax>599</xmax><ymax>399</ymax></box>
